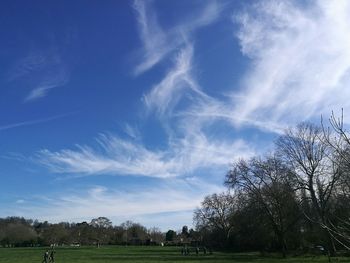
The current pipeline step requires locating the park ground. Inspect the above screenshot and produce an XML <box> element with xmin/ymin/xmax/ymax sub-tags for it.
<box><xmin>0</xmin><ymin>246</ymin><xmax>349</xmax><ymax>263</ymax></box>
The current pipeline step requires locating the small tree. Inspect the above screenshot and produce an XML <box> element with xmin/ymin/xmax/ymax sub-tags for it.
<box><xmin>181</xmin><ymin>226</ymin><xmax>189</xmax><ymax>237</ymax></box>
<box><xmin>165</xmin><ymin>230</ymin><xmax>176</xmax><ymax>242</ymax></box>
<box><xmin>194</xmin><ymin>192</ymin><xmax>236</xmax><ymax>247</ymax></box>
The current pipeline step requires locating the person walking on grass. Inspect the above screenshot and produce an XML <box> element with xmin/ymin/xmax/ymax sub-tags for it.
<box><xmin>203</xmin><ymin>246</ymin><xmax>207</xmax><ymax>255</ymax></box>
<box><xmin>42</xmin><ymin>250</ymin><xmax>49</xmax><ymax>263</ymax></box>
<box><xmin>49</xmin><ymin>250</ymin><xmax>55</xmax><ymax>263</ymax></box>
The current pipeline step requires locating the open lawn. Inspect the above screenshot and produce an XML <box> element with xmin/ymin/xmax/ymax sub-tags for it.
<box><xmin>0</xmin><ymin>246</ymin><xmax>348</xmax><ymax>263</ymax></box>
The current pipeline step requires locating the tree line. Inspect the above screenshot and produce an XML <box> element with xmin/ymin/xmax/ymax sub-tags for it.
<box><xmin>194</xmin><ymin>113</ymin><xmax>350</xmax><ymax>257</ymax></box>
<box><xmin>0</xmin><ymin>216</ymin><xmax>200</xmax><ymax>248</ymax></box>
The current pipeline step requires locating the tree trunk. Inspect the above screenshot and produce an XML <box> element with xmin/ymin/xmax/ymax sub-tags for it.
<box><xmin>325</xmin><ymin>229</ymin><xmax>336</xmax><ymax>257</ymax></box>
<box><xmin>277</xmin><ymin>232</ymin><xmax>287</xmax><ymax>258</ymax></box>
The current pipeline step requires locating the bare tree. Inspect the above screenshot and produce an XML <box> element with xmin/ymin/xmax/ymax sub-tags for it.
<box><xmin>320</xmin><ymin>111</ymin><xmax>350</xmax><ymax>250</ymax></box>
<box><xmin>225</xmin><ymin>155</ymin><xmax>300</xmax><ymax>257</ymax></box>
<box><xmin>90</xmin><ymin>217</ymin><xmax>113</xmax><ymax>247</ymax></box>
<box><xmin>276</xmin><ymin>122</ymin><xmax>342</xmax><ymax>255</ymax></box>
<box><xmin>90</xmin><ymin>217</ymin><xmax>112</xmax><ymax>228</ymax></box>
<box><xmin>148</xmin><ymin>227</ymin><xmax>164</xmax><ymax>244</ymax></box>
<box><xmin>194</xmin><ymin>192</ymin><xmax>236</xmax><ymax>243</ymax></box>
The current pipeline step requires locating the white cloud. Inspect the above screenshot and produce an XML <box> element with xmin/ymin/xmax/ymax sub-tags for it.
<box><xmin>24</xmin><ymin>69</ymin><xmax>69</xmax><ymax>101</ymax></box>
<box><xmin>231</xmin><ymin>0</ymin><xmax>350</xmax><ymax>127</ymax></box>
<box><xmin>36</xmin><ymin>46</ymin><xmax>255</xmax><ymax>179</ymax></box>
<box><xmin>160</xmin><ymin>0</ymin><xmax>350</xmax><ymax>135</ymax></box>
<box><xmin>132</xmin><ymin>0</ymin><xmax>169</xmax><ymax>75</ymax></box>
<box><xmin>38</xmin><ymin>135</ymin><xmax>177</xmax><ymax>178</ymax></box>
<box><xmin>6</xmin><ymin>180</ymin><xmax>224</xmax><ymax>230</ymax></box>
<box><xmin>37</xmin><ymin>131</ymin><xmax>253</xmax><ymax>179</ymax></box>
<box><xmin>132</xmin><ymin>0</ymin><xmax>223</xmax><ymax>75</ymax></box>
<box><xmin>9</xmin><ymin>49</ymin><xmax>69</xmax><ymax>102</ymax></box>
<box><xmin>143</xmin><ymin>44</ymin><xmax>208</xmax><ymax>117</ymax></box>
<box><xmin>0</xmin><ymin>112</ymin><xmax>75</xmax><ymax>131</ymax></box>
<box><xmin>8</xmin><ymin>52</ymin><xmax>52</xmax><ymax>81</ymax></box>
<box><xmin>123</xmin><ymin>124</ymin><xmax>141</xmax><ymax>140</ymax></box>
<box><xmin>36</xmin><ymin>2</ymin><xmax>257</xmax><ymax>180</ymax></box>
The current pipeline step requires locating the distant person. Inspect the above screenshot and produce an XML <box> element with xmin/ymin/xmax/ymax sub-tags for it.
<box><xmin>203</xmin><ymin>246</ymin><xmax>207</xmax><ymax>255</ymax></box>
<box><xmin>195</xmin><ymin>246</ymin><xmax>199</xmax><ymax>255</ymax></box>
<box><xmin>181</xmin><ymin>246</ymin><xmax>185</xmax><ymax>255</ymax></box>
<box><xmin>186</xmin><ymin>246</ymin><xmax>190</xmax><ymax>255</ymax></box>
<box><xmin>49</xmin><ymin>250</ymin><xmax>55</xmax><ymax>263</ymax></box>
<box><xmin>42</xmin><ymin>250</ymin><xmax>49</xmax><ymax>263</ymax></box>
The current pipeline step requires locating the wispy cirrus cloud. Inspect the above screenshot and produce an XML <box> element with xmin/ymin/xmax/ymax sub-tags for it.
<box><xmin>36</xmin><ymin>42</ymin><xmax>255</xmax><ymax>180</ymax></box>
<box><xmin>143</xmin><ymin>44</ymin><xmax>208</xmax><ymax>117</ymax></box>
<box><xmin>132</xmin><ymin>0</ymin><xmax>169</xmax><ymax>75</ymax></box>
<box><xmin>7</xmin><ymin>180</ymin><xmax>224</xmax><ymax>229</ymax></box>
<box><xmin>132</xmin><ymin>0</ymin><xmax>223</xmax><ymax>75</ymax></box>
<box><xmin>231</xmin><ymin>0</ymin><xmax>350</xmax><ymax>127</ymax></box>
<box><xmin>36</xmin><ymin>2</ymin><xmax>256</xmax><ymax>180</ymax></box>
<box><xmin>24</xmin><ymin>68</ymin><xmax>69</xmax><ymax>101</ymax></box>
<box><xmin>171</xmin><ymin>0</ymin><xmax>350</xmax><ymax>135</ymax></box>
<box><xmin>8</xmin><ymin>52</ymin><xmax>52</xmax><ymax>81</ymax></box>
<box><xmin>0</xmin><ymin>112</ymin><xmax>76</xmax><ymax>131</ymax></box>
<box><xmin>9</xmin><ymin>49</ymin><xmax>70</xmax><ymax>102</ymax></box>
<box><xmin>37</xmin><ymin>132</ymin><xmax>253</xmax><ymax>179</ymax></box>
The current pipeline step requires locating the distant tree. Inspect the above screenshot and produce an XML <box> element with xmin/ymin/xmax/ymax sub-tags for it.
<box><xmin>121</xmin><ymin>220</ymin><xmax>134</xmax><ymax>244</ymax></box>
<box><xmin>110</xmin><ymin>225</ymin><xmax>125</xmax><ymax>244</ymax></box>
<box><xmin>165</xmin><ymin>230</ymin><xmax>176</xmax><ymax>242</ymax></box>
<box><xmin>0</xmin><ymin>216</ymin><xmax>169</xmax><ymax>247</ymax></box>
<box><xmin>71</xmin><ymin>221</ymin><xmax>94</xmax><ymax>245</ymax></box>
<box><xmin>181</xmin><ymin>226</ymin><xmax>189</xmax><ymax>237</ymax></box>
<box><xmin>194</xmin><ymin>192</ymin><xmax>236</xmax><ymax>246</ymax></box>
<box><xmin>90</xmin><ymin>217</ymin><xmax>113</xmax><ymax>247</ymax></box>
<box><xmin>188</xmin><ymin>228</ymin><xmax>200</xmax><ymax>240</ymax></box>
<box><xmin>128</xmin><ymin>223</ymin><xmax>148</xmax><ymax>244</ymax></box>
<box><xmin>2</xmin><ymin>223</ymin><xmax>37</xmax><ymax>247</ymax></box>
<box><xmin>148</xmin><ymin>227</ymin><xmax>164</xmax><ymax>244</ymax></box>
<box><xmin>90</xmin><ymin>217</ymin><xmax>112</xmax><ymax>228</ymax></box>
<box><xmin>120</xmin><ymin>221</ymin><xmax>148</xmax><ymax>245</ymax></box>
<box><xmin>41</xmin><ymin>223</ymin><xmax>69</xmax><ymax>245</ymax></box>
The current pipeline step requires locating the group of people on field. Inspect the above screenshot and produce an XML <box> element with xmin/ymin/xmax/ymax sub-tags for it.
<box><xmin>42</xmin><ymin>249</ymin><xmax>55</xmax><ymax>263</ymax></box>
<box><xmin>181</xmin><ymin>245</ymin><xmax>212</xmax><ymax>256</ymax></box>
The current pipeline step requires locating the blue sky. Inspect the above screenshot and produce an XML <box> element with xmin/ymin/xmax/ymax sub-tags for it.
<box><xmin>1</xmin><ymin>0</ymin><xmax>350</xmax><ymax>231</ymax></box>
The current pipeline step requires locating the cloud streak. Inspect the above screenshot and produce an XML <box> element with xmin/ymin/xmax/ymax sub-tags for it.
<box><xmin>36</xmin><ymin>2</ymin><xmax>256</xmax><ymax>180</ymax></box>
<box><xmin>37</xmin><ymin>132</ymin><xmax>253</xmax><ymax>178</ymax></box>
<box><xmin>0</xmin><ymin>112</ymin><xmax>76</xmax><ymax>131</ymax></box>
<box><xmin>143</xmin><ymin>44</ymin><xmax>208</xmax><ymax>117</ymax></box>
<box><xmin>24</xmin><ymin>69</ymin><xmax>69</xmax><ymax>101</ymax></box>
<box><xmin>171</xmin><ymin>0</ymin><xmax>350</xmax><ymax>135</ymax></box>
<box><xmin>7</xmin><ymin>180</ymin><xmax>225</xmax><ymax>229</ymax></box>
<box><xmin>9</xmin><ymin>49</ymin><xmax>70</xmax><ymax>102</ymax></box>
<box><xmin>231</xmin><ymin>0</ymin><xmax>350</xmax><ymax>127</ymax></box>
<box><xmin>132</xmin><ymin>0</ymin><xmax>223</xmax><ymax>75</ymax></box>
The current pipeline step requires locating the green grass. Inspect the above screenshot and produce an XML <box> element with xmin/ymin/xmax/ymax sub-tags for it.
<box><xmin>0</xmin><ymin>246</ymin><xmax>348</xmax><ymax>263</ymax></box>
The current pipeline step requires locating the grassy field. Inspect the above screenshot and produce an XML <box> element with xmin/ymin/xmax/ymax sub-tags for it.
<box><xmin>0</xmin><ymin>246</ymin><xmax>348</xmax><ymax>263</ymax></box>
